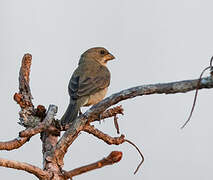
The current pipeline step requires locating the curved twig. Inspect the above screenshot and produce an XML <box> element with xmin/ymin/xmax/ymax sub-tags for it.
<box><xmin>210</xmin><ymin>56</ymin><xmax>213</xmax><ymax>75</ymax></box>
<box><xmin>83</xmin><ymin>125</ymin><xmax>125</xmax><ymax>145</ymax></box>
<box><xmin>210</xmin><ymin>56</ymin><xmax>213</xmax><ymax>68</ymax></box>
<box><xmin>181</xmin><ymin>56</ymin><xmax>213</xmax><ymax>129</ymax></box>
<box><xmin>181</xmin><ymin>66</ymin><xmax>211</xmax><ymax>129</ymax></box>
<box><xmin>125</xmin><ymin>139</ymin><xmax>144</xmax><ymax>174</ymax></box>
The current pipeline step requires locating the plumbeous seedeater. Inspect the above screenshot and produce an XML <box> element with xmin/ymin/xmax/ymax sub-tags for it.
<box><xmin>61</xmin><ymin>47</ymin><xmax>115</xmax><ymax>125</ymax></box>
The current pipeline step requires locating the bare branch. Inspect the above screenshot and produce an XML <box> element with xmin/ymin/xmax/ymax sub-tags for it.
<box><xmin>83</xmin><ymin>125</ymin><xmax>125</xmax><ymax>145</ymax></box>
<box><xmin>0</xmin><ymin>137</ymin><xmax>30</xmax><ymax>151</ymax></box>
<box><xmin>92</xmin><ymin>105</ymin><xmax>123</xmax><ymax>134</ymax></box>
<box><xmin>14</xmin><ymin>53</ymin><xmax>36</xmax><ymax>127</ymax></box>
<box><xmin>92</xmin><ymin>105</ymin><xmax>124</xmax><ymax>122</ymax></box>
<box><xmin>54</xmin><ymin>76</ymin><xmax>213</xmax><ymax>166</ymax></box>
<box><xmin>17</xmin><ymin>53</ymin><xmax>33</xmax><ymax>103</ymax></box>
<box><xmin>19</xmin><ymin>105</ymin><xmax>58</xmax><ymax>137</ymax></box>
<box><xmin>56</xmin><ymin>106</ymin><xmax>124</xmax><ymax>133</ymax></box>
<box><xmin>125</xmin><ymin>139</ymin><xmax>144</xmax><ymax>174</ymax></box>
<box><xmin>87</xmin><ymin>76</ymin><xmax>213</xmax><ymax>120</ymax></box>
<box><xmin>63</xmin><ymin>151</ymin><xmax>122</xmax><ymax>178</ymax></box>
<box><xmin>18</xmin><ymin>106</ymin><xmax>124</xmax><ymax>139</ymax></box>
<box><xmin>0</xmin><ymin>158</ymin><xmax>49</xmax><ymax>179</ymax></box>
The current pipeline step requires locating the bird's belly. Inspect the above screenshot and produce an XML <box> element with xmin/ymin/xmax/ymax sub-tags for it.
<box><xmin>84</xmin><ymin>88</ymin><xmax>108</xmax><ymax>106</ymax></box>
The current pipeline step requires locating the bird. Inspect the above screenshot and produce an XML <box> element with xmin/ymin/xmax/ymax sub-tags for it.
<box><xmin>61</xmin><ymin>47</ymin><xmax>115</xmax><ymax>125</ymax></box>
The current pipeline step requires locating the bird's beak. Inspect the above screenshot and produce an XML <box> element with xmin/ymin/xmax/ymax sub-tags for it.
<box><xmin>104</xmin><ymin>53</ymin><xmax>115</xmax><ymax>61</ymax></box>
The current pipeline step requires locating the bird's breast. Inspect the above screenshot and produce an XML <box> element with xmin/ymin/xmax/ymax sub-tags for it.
<box><xmin>83</xmin><ymin>88</ymin><xmax>108</xmax><ymax>106</ymax></box>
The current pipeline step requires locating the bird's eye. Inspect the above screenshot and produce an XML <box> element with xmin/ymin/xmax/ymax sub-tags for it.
<box><xmin>100</xmin><ymin>50</ymin><xmax>105</xmax><ymax>55</ymax></box>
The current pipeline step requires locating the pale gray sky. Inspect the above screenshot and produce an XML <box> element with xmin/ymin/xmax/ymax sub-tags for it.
<box><xmin>1</xmin><ymin>0</ymin><xmax>213</xmax><ymax>179</ymax></box>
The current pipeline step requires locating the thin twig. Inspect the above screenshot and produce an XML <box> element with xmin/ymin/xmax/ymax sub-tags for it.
<box><xmin>181</xmin><ymin>66</ymin><xmax>211</xmax><ymax>129</ymax></box>
<box><xmin>210</xmin><ymin>56</ymin><xmax>213</xmax><ymax>67</ymax></box>
<box><xmin>114</xmin><ymin>116</ymin><xmax>120</xmax><ymax>134</ymax></box>
<box><xmin>125</xmin><ymin>139</ymin><xmax>144</xmax><ymax>174</ymax></box>
<box><xmin>210</xmin><ymin>56</ymin><xmax>213</xmax><ymax>76</ymax></box>
<box><xmin>83</xmin><ymin>125</ymin><xmax>125</xmax><ymax>145</ymax></box>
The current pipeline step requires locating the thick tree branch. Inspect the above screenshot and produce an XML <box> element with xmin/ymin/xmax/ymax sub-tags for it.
<box><xmin>41</xmin><ymin>132</ymin><xmax>62</xmax><ymax>180</ymax></box>
<box><xmin>87</xmin><ymin>76</ymin><xmax>213</xmax><ymax>118</ymax></box>
<box><xmin>0</xmin><ymin>158</ymin><xmax>49</xmax><ymax>179</ymax></box>
<box><xmin>19</xmin><ymin>105</ymin><xmax>58</xmax><ymax>137</ymax></box>
<box><xmin>54</xmin><ymin>76</ymin><xmax>213</xmax><ymax>166</ymax></box>
<box><xmin>14</xmin><ymin>53</ymin><xmax>37</xmax><ymax>127</ymax></box>
<box><xmin>63</xmin><ymin>151</ymin><xmax>122</xmax><ymax>178</ymax></box>
<box><xmin>17</xmin><ymin>53</ymin><xmax>33</xmax><ymax>105</ymax></box>
<box><xmin>0</xmin><ymin>137</ymin><xmax>30</xmax><ymax>151</ymax></box>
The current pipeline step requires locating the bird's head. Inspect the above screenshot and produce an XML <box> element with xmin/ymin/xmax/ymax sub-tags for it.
<box><xmin>80</xmin><ymin>47</ymin><xmax>115</xmax><ymax>66</ymax></box>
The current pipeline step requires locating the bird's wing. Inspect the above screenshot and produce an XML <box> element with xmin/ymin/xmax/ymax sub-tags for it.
<box><xmin>68</xmin><ymin>65</ymin><xmax>110</xmax><ymax>99</ymax></box>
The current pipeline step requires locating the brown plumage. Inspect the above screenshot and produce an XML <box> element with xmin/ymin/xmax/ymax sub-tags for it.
<box><xmin>61</xmin><ymin>47</ymin><xmax>115</xmax><ymax>125</ymax></box>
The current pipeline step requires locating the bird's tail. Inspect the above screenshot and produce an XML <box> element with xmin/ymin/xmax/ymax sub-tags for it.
<box><xmin>61</xmin><ymin>101</ymin><xmax>79</xmax><ymax>125</ymax></box>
